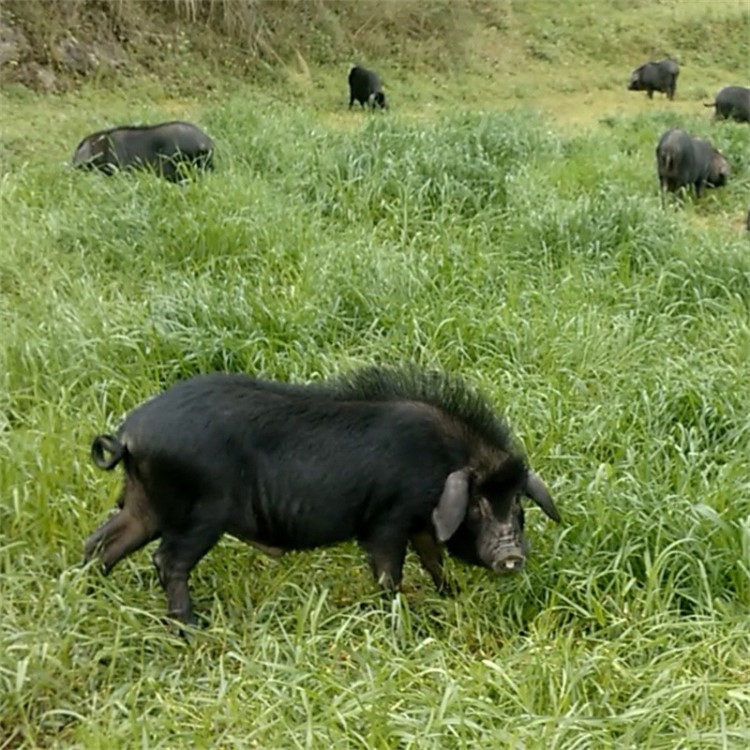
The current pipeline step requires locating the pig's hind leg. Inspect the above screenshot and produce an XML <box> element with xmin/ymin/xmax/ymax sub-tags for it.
<box><xmin>151</xmin><ymin>515</ymin><xmax>223</xmax><ymax>627</ymax></box>
<box><xmin>84</xmin><ymin>477</ymin><xmax>160</xmax><ymax>573</ymax></box>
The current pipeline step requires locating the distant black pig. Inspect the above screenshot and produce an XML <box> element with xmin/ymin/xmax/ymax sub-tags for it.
<box><xmin>704</xmin><ymin>86</ymin><xmax>750</xmax><ymax>124</ymax></box>
<box><xmin>84</xmin><ymin>367</ymin><xmax>560</xmax><ymax>626</ymax></box>
<box><xmin>656</xmin><ymin>128</ymin><xmax>730</xmax><ymax>199</ymax></box>
<box><xmin>72</xmin><ymin>120</ymin><xmax>214</xmax><ymax>182</ymax></box>
<box><xmin>628</xmin><ymin>59</ymin><xmax>680</xmax><ymax>100</ymax></box>
<box><xmin>348</xmin><ymin>65</ymin><xmax>387</xmax><ymax>110</ymax></box>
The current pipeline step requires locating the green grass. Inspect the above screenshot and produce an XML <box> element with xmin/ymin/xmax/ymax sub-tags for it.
<box><xmin>2</xmin><ymin>1</ymin><xmax>750</xmax><ymax>747</ymax></box>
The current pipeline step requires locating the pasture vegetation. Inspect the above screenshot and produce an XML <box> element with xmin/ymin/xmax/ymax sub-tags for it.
<box><xmin>1</xmin><ymin>0</ymin><xmax>750</xmax><ymax>747</ymax></box>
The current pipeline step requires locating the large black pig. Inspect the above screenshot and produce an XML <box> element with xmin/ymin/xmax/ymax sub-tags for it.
<box><xmin>72</xmin><ymin>120</ymin><xmax>214</xmax><ymax>182</ymax></box>
<box><xmin>348</xmin><ymin>65</ymin><xmax>388</xmax><ymax>110</ymax></box>
<box><xmin>704</xmin><ymin>86</ymin><xmax>750</xmax><ymax>124</ymax></box>
<box><xmin>627</xmin><ymin>59</ymin><xmax>680</xmax><ymax>100</ymax></box>
<box><xmin>656</xmin><ymin>128</ymin><xmax>730</xmax><ymax>199</ymax></box>
<box><xmin>84</xmin><ymin>367</ymin><xmax>560</xmax><ymax>626</ymax></box>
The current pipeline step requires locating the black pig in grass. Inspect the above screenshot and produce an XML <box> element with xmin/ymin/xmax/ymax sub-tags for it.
<box><xmin>656</xmin><ymin>128</ymin><xmax>730</xmax><ymax>200</ymax></box>
<box><xmin>72</xmin><ymin>121</ymin><xmax>214</xmax><ymax>182</ymax></box>
<box><xmin>704</xmin><ymin>86</ymin><xmax>750</xmax><ymax>124</ymax></box>
<box><xmin>84</xmin><ymin>367</ymin><xmax>560</xmax><ymax>626</ymax></box>
<box><xmin>348</xmin><ymin>65</ymin><xmax>388</xmax><ymax>110</ymax></box>
<box><xmin>628</xmin><ymin>59</ymin><xmax>680</xmax><ymax>100</ymax></box>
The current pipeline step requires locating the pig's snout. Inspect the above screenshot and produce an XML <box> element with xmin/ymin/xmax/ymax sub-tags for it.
<box><xmin>491</xmin><ymin>551</ymin><xmax>526</xmax><ymax>574</ymax></box>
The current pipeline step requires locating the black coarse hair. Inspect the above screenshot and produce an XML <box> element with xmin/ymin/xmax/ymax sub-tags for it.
<box><xmin>327</xmin><ymin>365</ymin><xmax>521</xmax><ymax>455</ymax></box>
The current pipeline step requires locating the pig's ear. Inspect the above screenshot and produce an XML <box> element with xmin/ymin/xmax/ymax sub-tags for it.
<box><xmin>525</xmin><ymin>471</ymin><xmax>561</xmax><ymax>523</ymax></box>
<box><xmin>432</xmin><ymin>467</ymin><xmax>472</xmax><ymax>542</ymax></box>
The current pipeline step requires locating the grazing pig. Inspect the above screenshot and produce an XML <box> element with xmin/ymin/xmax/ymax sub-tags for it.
<box><xmin>628</xmin><ymin>59</ymin><xmax>680</xmax><ymax>100</ymax></box>
<box><xmin>84</xmin><ymin>367</ymin><xmax>560</xmax><ymax>626</ymax></box>
<box><xmin>348</xmin><ymin>65</ymin><xmax>387</xmax><ymax>110</ymax></box>
<box><xmin>656</xmin><ymin>128</ymin><xmax>730</xmax><ymax>200</ymax></box>
<box><xmin>704</xmin><ymin>86</ymin><xmax>750</xmax><ymax>124</ymax></box>
<box><xmin>72</xmin><ymin>121</ymin><xmax>214</xmax><ymax>182</ymax></box>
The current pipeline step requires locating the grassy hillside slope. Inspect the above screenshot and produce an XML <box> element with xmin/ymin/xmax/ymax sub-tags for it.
<box><xmin>1</xmin><ymin>1</ymin><xmax>749</xmax><ymax>748</ymax></box>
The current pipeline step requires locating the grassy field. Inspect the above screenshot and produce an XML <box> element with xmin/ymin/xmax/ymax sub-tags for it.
<box><xmin>2</xmin><ymin>1</ymin><xmax>750</xmax><ymax>747</ymax></box>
